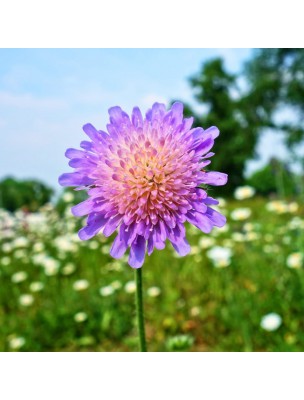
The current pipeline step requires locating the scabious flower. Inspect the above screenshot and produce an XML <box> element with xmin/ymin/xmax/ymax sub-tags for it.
<box><xmin>59</xmin><ymin>102</ymin><xmax>227</xmax><ymax>268</ymax></box>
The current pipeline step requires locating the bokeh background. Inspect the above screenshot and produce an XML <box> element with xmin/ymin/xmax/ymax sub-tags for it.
<box><xmin>0</xmin><ymin>48</ymin><xmax>304</xmax><ymax>352</ymax></box>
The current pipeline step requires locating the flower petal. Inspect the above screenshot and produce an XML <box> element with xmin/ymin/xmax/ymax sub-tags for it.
<box><xmin>151</xmin><ymin>102</ymin><xmax>166</xmax><ymax>121</ymax></box>
<box><xmin>78</xmin><ymin>214</ymin><xmax>107</xmax><ymax>240</ymax></box>
<box><xmin>147</xmin><ymin>236</ymin><xmax>155</xmax><ymax>256</ymax></box>
<box><xmin>132</xmin><ymin>106</ymin><xmax>143</xmax><ymax>128</ymax></box>
<box><xmin>186</xmin><ymin>211</ymin><xmax>213</xmax><ymax>233</ymax></box>
<box><xmin>181</xmin><ymin>117</ymin><xmax>194</xmax><ymax>132</ymax></box>
<box><xmin>68</xmin><ymin>158</ymin><xmax>96</xmax><ymax>168</ymax></box>
<box><xmin>128</xmin><ymin>236</ymin><xmax>146</xmax><ymax>268</ymax></box>
<box><xmin>171</xmin><ymin>237</ymin><xmax>190</xmax><ymax>256</ymax></box>
<box><xmin>206</xmin><ymin>207</ymin><xmax>226</xmax><ymax>227</ymax></box>
<box><xmin>110</xmin><ymin>234</ymin><xmax>128</xmax><ymax>259</ymax></box>
<box><xmin>204</xmin><ymin>126</ymin><xmax>219</xmax><ymax>139</ymax></box>
<box><xmin>200</xmin><ymin>171</ymin><xmax>228</xmax><ymax>186</ymax></box>
<box><xmin>71</xmin><ymin>200</ymin><xmax>94</xmax><ymax>217</ymax></box>
<box><xmin>58</xmin><ymin>173</ymin><xmax>94</xmax><ymax>187</ymax></box>
<box><xmin>108</xmin><ymin>106</ymin><xmax>130</xmax><ymax>126</ymax></box>
<box><xmin>65</xmin><ymin>148</ymin><xmax>87</xmax><ymax>159</ymax></box>
<box><xmin>103</xmin><ymin>214</ymin><xmax>122</xmax><ymax>237</ymax></box>
<box><xmin>193</xmin><ymin>136</ymin><xmax>214</xmax><ymax>156</ymax></box>
<box><xmin>167</xmin><ymin>224</ymin><xmax>190</xmax><ymax>256</ymax></box>
<box><xmin>83</xmin><ymin>123</ymin><xmax>106</xmax><ymax>143</ymax></box>
<box><xmin>203</xmin><ymin>196</ymin><xmax>219</xmax><ymax>205</ymax></box>
<box><xmin>80</xmin><ymin>140</ymin><xmax>94</xmax><ymax>151</ymax></box>
<box><xmin>170</xmin><ymin>102</ymin><xmax>184</xmax><ymax>124</ymax></box>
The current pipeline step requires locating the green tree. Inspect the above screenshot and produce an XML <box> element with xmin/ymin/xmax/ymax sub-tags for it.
<box><xmin>246</xmin><ymin>158</ymin><xmax>299</xmax><ymax>197</ymax></box>
<box><xmin>244</xmin><ymin>49</ymin><xmax>304</xmax><ymax>148</ymax></box>
<box><xmin>175</xmin><ymin>50</ymin><xmax>304</xmax><ymax>195</ymax></box>
<box><xmin>174</xmin><ymin>58</ymin><xmax>260</xmax><ymax>195</ymax></box>
<box><xmin>0</xmin><ymin>176</ymin><xmax>54</xmax><ymax>212</ymax></box>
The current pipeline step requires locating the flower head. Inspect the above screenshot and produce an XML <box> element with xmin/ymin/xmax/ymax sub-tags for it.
<box><xmin>19</xmin><ymin>294</ymin><xmax>34</xmax><ymax>307</ymax></box>
<box><xmin>234</xmin><ymin>185</ymin><xmax>255</xmax><ymax>200</ymax></box>
<box><xmin>8</xmin><ymin>336</ymin><xmax>26</xmax><ymax>350</ymax></box>
<box><xmin>74</xmin><ymin>312</ymin><xmax>88</xmax><ymax>323</ymax></box>
<box><xmin>230</xmin><ymin>207</ymin><xmax>251</xmax><ymax>221</ymax></box>
<box><xmin>99</xmin><ymin>285</ymin><xmax>115</xmax><ymax>297</ymax></box>
<box><xmin>260</xmin><ymin>313</ymin><xmax>282</xmax><ymax>332</ymax></box>
<box><xmin>73</xmin><ymin>279</ymin><xmax>89</xmax><ymax>291</ymax></box>
<box><xmin>11</xmin><ymin>271</ymin><xmax>28</xmax><ymax>283</ymax></box>
<box><xmin>29</xmin><ymin>281</ymin><xmax>44</xmax><ymax>292</ymax></box>
<box><xmin>206</xmin><ymin>246</ymin><xmax>232</xmax><ymax>268</ymax></box>
<box><xmin>59</xmin><ymin>102</ymin><xmax>227</xmax><ymax>268</ymax></box>
<box><xmin>147</xmin><ymin>286</ymin><xmax>161</xmax><ymax>297</ymax></box>
<box><xmin>286</xmin><ymin>252</ymin><xmax>303</xmax><ymax>269</ymax></box>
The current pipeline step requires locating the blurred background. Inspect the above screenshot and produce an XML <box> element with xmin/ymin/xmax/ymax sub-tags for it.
<box><xmin>0</xmin><ymin>48</ymin><xmax>303</xmax><ymax>352</ymax></box>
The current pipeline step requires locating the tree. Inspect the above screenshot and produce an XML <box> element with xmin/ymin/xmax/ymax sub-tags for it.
<box><xmin>174</xmin><ymin>58</ymin><xmax>260</xmax><ymax>195</ymax></box>
<box><xmin>246</xmin><ymin>158</ymin><xmax>300</xmax><ymax>197</ymax></box>
<box><xmin>244</xmin><ymin>49</ymin><xmax>304</xmax><ymax>148</ymax></box>
<box><xmin>0</xmin><ymin>177</ymin><xmax>54</xmax><ymax>212</ymax></box>
<box><xmin>174</xmin><ymin>50</ymin><xmax>304</xmax><ymax>195</ymax></box>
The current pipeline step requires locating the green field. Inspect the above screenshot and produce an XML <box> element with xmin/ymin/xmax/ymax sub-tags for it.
<box><xmin>0</xmin><ymin>194</ymin><xmax>303</xmax><ymax>352</ymax></box>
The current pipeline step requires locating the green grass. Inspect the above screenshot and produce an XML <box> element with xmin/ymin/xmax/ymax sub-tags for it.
<box><xmin>0</xmin><ymin>196</ymin><xmax>303</xmax><ymax>351</ymax></box>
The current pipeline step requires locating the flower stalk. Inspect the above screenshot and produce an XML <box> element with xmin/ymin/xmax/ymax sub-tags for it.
<box><xmin>135</xmin><ymin>268</ymin><xmax>147</xmax><ymax>352</ymax></box>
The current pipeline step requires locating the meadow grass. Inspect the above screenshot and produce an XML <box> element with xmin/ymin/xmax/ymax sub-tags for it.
<box><xmin>0</xmin><ymin>195</ymin><xmax>303</xmax><ymax>351</ymax></box>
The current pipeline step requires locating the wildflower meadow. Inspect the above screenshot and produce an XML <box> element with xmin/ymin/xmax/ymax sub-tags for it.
<box><xmin>1</xmin><ymin>188</ymin><xmax>303</xmax><ymax>352</ymax></box>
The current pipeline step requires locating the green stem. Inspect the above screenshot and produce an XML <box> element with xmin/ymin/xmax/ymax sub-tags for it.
<box><xmin>135</xmin><ymin>268</ymin><xmax>147</xmax><ymax>352</ymax></box>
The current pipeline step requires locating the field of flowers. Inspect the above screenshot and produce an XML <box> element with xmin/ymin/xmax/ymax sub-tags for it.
<box><xmin>0</xmin><ymin>189</ymin><xmax>303</xmax><ymax>352</ymax></box>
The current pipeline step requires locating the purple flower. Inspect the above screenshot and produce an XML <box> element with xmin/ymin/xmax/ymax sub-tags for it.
<box><xmin>59</xmin><ymin>102</ymin><xmax>228</xmax><ymax>268</ymax></box>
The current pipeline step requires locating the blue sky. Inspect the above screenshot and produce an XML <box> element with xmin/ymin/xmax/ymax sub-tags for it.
<box><xmin>0</xmin><ymin>48</ymin><xmax>290</xmax><ymax>191</ymax></box>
